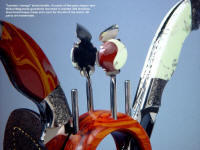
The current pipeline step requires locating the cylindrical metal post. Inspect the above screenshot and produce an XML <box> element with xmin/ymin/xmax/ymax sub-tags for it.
<box><xmin>86</xmin><ymin>75</ymin><xmax>94</xmax><ymax>112</ymax></box>
<box><xmin>125</xmin><ymin>80</ymin><xmax>131</xmax><ymax>150</ymax></box>
<box><xmin>110</xmin><ymin>75</ymin><xmax>117</xmax><ymax>119</ymax></box>
<box><xmin>125</xmin><ymin>80</ymin><xmax>131</xmax><ymax>116</ymax></box>
<box><xmin>71</xmin><ymin>89</ymin><xmax>79</xmax><ymax>134</ymax></box>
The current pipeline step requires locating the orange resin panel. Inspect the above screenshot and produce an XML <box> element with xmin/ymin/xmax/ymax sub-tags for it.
<box><xmin>46</xmin><ymin>134</ymin><xmax>67</xmax><ymax>150</ymax></box>
<box><xmin>0</xmin><ymin>21</ymin><xmax>59</xmax><ymax>102</ymax></box>
<box><xmin>46</xmin><ymin>110</ymin><xmax>151</xmax><ymax>150</ymax></box>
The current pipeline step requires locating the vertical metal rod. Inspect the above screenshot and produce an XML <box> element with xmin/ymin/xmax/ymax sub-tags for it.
<box><xmin>110</xmin><ymin>75</ymin><xmax>117</xmax><ymax>119</ymax></box>
<box><xmin>71</xmin><ymin>89</ymin><xmax>79</xmax><ymax>134</ymax></box>
<box><xmin>125</xmin><ymin>80</ymin><xmax>131</xmax><ymax>150</ymax></box>
<box><xmin>86</xmin><ymin>75</ymin><xmax>94</xmax><ymax>112</ymax></box>
<box><xmin>125</xmin><ymin>80</ymin><xmax>131</xmax><ymax>116</ymax></box>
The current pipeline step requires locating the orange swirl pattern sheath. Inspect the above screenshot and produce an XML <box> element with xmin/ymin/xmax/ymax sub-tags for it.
<box><xmin>0</xmin><ymin>21</ymin><xmax>59</xmax><ymax>102</ymax></box>
<box><xmin>46</xmin><ymin>110</ymin><xmax>152</xmax><ymax>150</ymax></box>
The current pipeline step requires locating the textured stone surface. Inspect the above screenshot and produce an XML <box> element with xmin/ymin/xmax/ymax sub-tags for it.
<box><xmin>147</xmin><ymin>78</ymin><xmax>167</xmax><ymax>107</ymax></box>
<box><xmin>45</xmin><ymin>85</ymin><xmax>72</xmax><ymax>127</ymax></box>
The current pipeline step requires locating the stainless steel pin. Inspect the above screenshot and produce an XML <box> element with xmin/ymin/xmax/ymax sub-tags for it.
<box><xmin>125</xmin><ymin>80</ymin><xmax>131</xmax><ymax>150</ymax></box>
<box><xmin>86</xmin><ymin>74</ymin><xmax>94</xmax><ymax>112</ymax></box>
<box><xmin>110</xmin><ymin>75</ymin><xmax>117</xmax><ymax>119</ymax></box>
<box><xmin>125</xmin><ymin>80</ymin><xmax>131</xmax><ymax>116</ymax></box>
<box><xmin>71</xmin><ymin>89</ymin><xmax>79</xmax><ymax>134</ymax></box>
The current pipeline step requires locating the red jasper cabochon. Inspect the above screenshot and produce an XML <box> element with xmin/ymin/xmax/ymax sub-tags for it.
<box><xmin>98</xmin><ymin>40</ymin><xmax>118</xmax><ymax>72</ymax></box>
<box><xmin>98</xmin><ymin>39</ymin><xmax>127</xmax><ymax>72</ymax></box>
